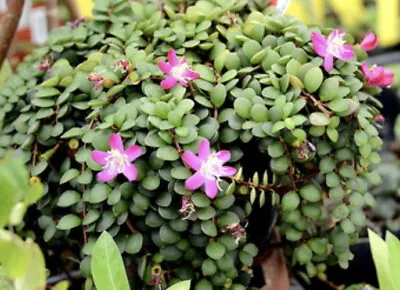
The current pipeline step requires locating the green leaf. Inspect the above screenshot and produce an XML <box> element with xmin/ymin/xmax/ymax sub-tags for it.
<box><xmin>387</xmin><ymin>232</ymin><xmax>400</xmax><ymax>290</ymax></box>
<box><xmin>368</xmin><ymin>229</ymin><xmax>391</xmax><ymax>290</ymax></box>
<box><xmin>57</xmin><ymin>214</ymin><xmax>82</xmax><ymax>230</ymax></box>
<box><xmin>142</xmin><ymin>175</ymin><xmax>161</xmax><ymax>191</ymax></box>
<box><xmin>282</xmin><ymin>191</ymin><xmax>300</xmax><ymax>211</ymax></box>
<box><xmin>300</xmin><ymin>183</ymin><xmax>322</xmax><ymax>202</ymax></box>
<box><xmin>167</xmin><ymin>280</ymin><xmax>191</xmax><ymax>290</ymax></box>
<box><xmin>91</xmin><ymin>232</ymin><xmax>130</xmax><ymax>290</ymax></box>
<box><xmin>0</xmin><ymin>178</ymin><xmax>15</xmax><ymax>228</ymax></box>
<box><xmin>156</xmin><ymin>146</ymin><xmax>180</xmax><ymax>161</ymax></box>
<box><xmin>354</xmin><ymin>130</ymin><xmax>368</xmax><ymax>147</ymax></box>
<box><xmin>52</xmin><ymin>281</ymin><xmax>70</xmax><ymax>290</ymax></box>
<box><xmin>0</xmin><ymin>61</ymin><xmax>12</xmax><ymax>86</ymax></box>
<box><xmin>234</xmin><ymin>98</ymin><xmax>252</xmax><ymax>119</ymax></box>
<box><xmin>303</xmin><ymin>67</ymin><xmax>323</xmax><ymax>93</ymax></box>
<box><xmin>309</xmin><ymin>112</ymin><xmax>330</xmax><ymax>126</ymax></box>
<box><xmin>89</xmin><ymin>184</ymin><xmax>112</xmax><ymax>204</ymax></box>
<box><xmin>327</xmin><ymin>128</ymin><xmax>339</xmax><ymax>142</ymax></box>
<box><xmin>125</xmin><ymin>233</ymin><xmax>143</xmax><ymax>254</ymax></box>
<box><xmin>57</xmin><ymin>190</ymin><xmax>81</xmax><ymax>207</ymax></box>
<box><xmin>0</xmin><ymin>230</ymin><xmax>29</xmax><ymax>279</ymax></box>
<box><xmin>14</xmin><ymin>241</ymin><xmax>46</xmax><ymax>290</ymax></box>
<box><xmin>319</xmin><ymin>77</ymin><xmax>339</xmax><ymax>101</ymax></box>
<box><xmin>201</xmin><ymin>220</ymin><xmax>218</xmax><ymax>237</ymax></box>
<box><xmin>206</xmin><ymin>242</ymin><xmax>226</xmax><ymax>260</ymax></box>
<box><xmin>61</xmin><ymin>127</ymin><xmax>84</xmax><ymax>139</ymax></box>
<box><xmin>60</xmin><ymin>169</ymin><xmax>80</xmax><ymax>184</ymax></box>
<box><xmin>210</xmin><ymin>84</ymin><xmax>227</xmax><ymax>108</ymax></box>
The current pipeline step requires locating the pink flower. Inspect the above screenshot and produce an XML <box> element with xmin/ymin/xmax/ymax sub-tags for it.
<box><xmin>157</xmin><ymin>50</ymin><xmax>200</xmax><ymax>90</ymax></box>
<box><xmin>88</xmin><ymin>73</ymin><xmax>105</xmax><ymax>90</ymax></box>
<box><xmin>91</xmin><ymin>134</ymin><xmax>142</xmax><ymax>182</ymax></box>
<box><xmin>375</xmin><ymin>114</ymin><xmax>385</xmax><ymax>123</ymax></box>
<box><xmin>311</xmin><ymin>29</ymin><xmax>355</xmax><ymax>72</ymax></box>
<box><xmin>71</xmin><ymin>18</ymin><xmax>86</xmax><ymax>29</ymax></box>
<box><xmin>115</xmin><ymin>59</ymin><xmax>131</xmax><ymax>74</ymax></box>
<box><xmin>182</xmin><ymin>139</ymin><xmax>237</xmax><ymax>198</ymax></box>
<box><xmin>179</xmin><ymin>196</ymin><xmax>197</xmax><ymax>220</ymax></box>
<box><xmin>360</xmin><ymin>32</ymin><xmax>379</xmax><ymax>51</ymax></box>
<box><xmin>37</xmin><ymin>57</ymin><xmax>52</xmax><ymax>71</ymax></box>
<box><xmin>361</xmin><ymin>63</ymin><xmax>394</xmax><ymax>87</ymax></box>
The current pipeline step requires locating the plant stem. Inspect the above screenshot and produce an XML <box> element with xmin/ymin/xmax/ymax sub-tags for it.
<box><xmin>302</xmin><ymin>91</ymin><xmax>332</xmax><ymax>116</ymax></box>
<box><xmin>279</xmin><ymin>137</ymin><xmax>297</xmax><ymax>191</ymax></box>
<box><xmin>0</xmin><ymin>0</ymin><xmax>25</xmax><ymax>68</ymax></box>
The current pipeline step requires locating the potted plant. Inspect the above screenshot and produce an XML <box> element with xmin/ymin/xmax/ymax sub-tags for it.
<box><xmin>0</xmin><ymin>0</ymin><xmax>393</xmax><ymax>288</ymax></box>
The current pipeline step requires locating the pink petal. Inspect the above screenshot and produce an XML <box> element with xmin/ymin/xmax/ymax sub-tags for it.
<box><xmin>215</xmin><ymin>150</ymin><xmax>231</xmax><ymax>163</ymax></box>
<box><xmin>183</xmin><ymin>70</ymin><xmax>200</xmax><ymax>80</ymax></box>
<box><xmin>123</xmin><ymin>164</ymin><xmax>138</xmax><ymax>181</ymax></box>
<box><xmin>91</xmin><ymin>151</ymin><xmax>108</xmax><ymax>165</ymax></box>
<box><xmin>220</xmin><ymin>166</ymin><xmax>237</xmax><ymax>177</ymax></box>
<box><xmin>205</xmin><ymin>179</ymin><xmax>219</xmax><ymax>199</ymax></box>
<box><xmin>311</xmin><ymin>32</ymin><xmax>327</xmax><ymax>57</ymax></box>
<box><xmin>109</xmin><ymin>134</ymin><xmax>124</xmax><ymax>151</ymax></box>
<box><xmin>329</xmin><ymin>29</ymin><xmax>345</xmax><ymax>40</ymax></box>
<box><xmin>338</xmin><ymin>45</ymin><xmax>354</xmax><ymax>60</ymax></box>
<box><xmin>361</xmin><ymin>63</ymin><xmax>370</xmax><ymax>76</ymax></box>
<box><xmin>369</xmin><ymin>66</ymin><xmax>385</xmax><ymax>81</ymax></box>
<box><xmin>168</xmin><ymin>50</ymin><xmax>179</xmax><ymax>66</ymax></box>
<box><xmin>382</xmin><ymin>69</ymin><xmax>394</xmax><ymax>87</ymax></box>
<box><xmin>323</xmin><ymin>54</ymin><xmax>334</xmax><ymax>72</ymax></box>
<box><xmin>178</xmin><ymin>79</ymin><xmax>189</xmax><ymax>87</ymax></box>
<box><xmin>157</xmin><ymin>61</ymin><xmax>171</xmax><ymax>74</ymax></box>
<box><xmin>198</xmin><ymin>139</ymin><xmax>211</xmax><ymax>160</ymax></box>
<box><xmin>94</xmin><ymin>80</ymin><xmax>104</xmax><ymax>90</ymax></box>
<box><xmin>97</xmin><ymin>169</ymin><xmax>118</xmax><ymax>182</ymax></box>
<box><xmin>360</xmin><ymin>32</ymin><xmax>378</xmax><ymax>51</ymax></box>
<box><xmin>185</xmin><ymin>172</ymin><xmax>205</xmax><ymax>190</ymax></box>
<box><xmin>182</xmin><ymin>151</ymin><xmax>202</xmax><ymax>170</ymax></box>
<box><xmin>125</xmin><ymin>145</ymin><xmax>142</xmax><ymax>162</ymax></box>
<box><xmin>161</xmin><ymin>76</ymin><xmax>178</xmax><ymax>90</ymax></box>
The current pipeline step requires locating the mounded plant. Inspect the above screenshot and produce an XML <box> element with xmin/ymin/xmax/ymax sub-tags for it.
<box><xmin>0</xmin><ymin>0</ymin><xmax>393</xmax><ymax>288</ymax></box>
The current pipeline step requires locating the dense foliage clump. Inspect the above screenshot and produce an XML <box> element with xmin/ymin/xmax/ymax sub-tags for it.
<box><xmin>0</xmin><ymin>0</ymin><xmax>385</xmax><ymax>288</ymax></box>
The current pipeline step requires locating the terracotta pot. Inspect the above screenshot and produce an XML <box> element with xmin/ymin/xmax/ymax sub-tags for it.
<box><xmin>256</xmin><ymin>228</ymin><xmax>291</xmax><ymax>290</ymax></box>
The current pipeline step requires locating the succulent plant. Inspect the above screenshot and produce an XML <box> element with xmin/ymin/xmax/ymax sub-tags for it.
<box><xmin>0</xmin><ymin>0</ymin><xmax>387</xmax><ymax>288</ymax></box>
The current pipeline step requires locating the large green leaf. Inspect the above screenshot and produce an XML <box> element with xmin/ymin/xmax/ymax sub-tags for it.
<box><xmin>368</xmin><ymin>229</ymin><xmax>392</xmax><ymax>290</ymax></box>
<box><xmin>14</xmin><ymin>241</ymin><xmax>46</xmax><ymax>290</ymax></box>
<box><xmin>0</xmin><ymin>230</ymin><xmax>30</xmax><ymax>279</ymax></box>
<box><xmin>387</xmin><ymin>232</ymin><xmax>400</xmax><ymax>290</ymax></box>
<box><xmin>0</xmin><ymin>60</ymin><xmax>12</xmax><ymax>86</ymax></box>
<box><xmin>167</xmin><ymin>280</ymin><xmax>191</xmax><ymax>290</ymax></box>
<box><xmin>91</xmin><ymin>232</ymin><xmax>130</xmax><ymax>290</ymax></box>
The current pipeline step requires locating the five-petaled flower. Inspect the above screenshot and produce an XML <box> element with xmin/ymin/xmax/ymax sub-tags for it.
<box><xmin>311</xmin><ymin>29</ymin><xmax>355</xmax><ymax>72</ymax></box>
<box><xmin>157</xmin><ymin>50</ymin><xmax>200</xmax><ymax>90</ymax></box>
<box><xmin>91</xmin><ymin>134</ymin><xmax>142</xmax><ymax>182</ymax></box>
<box><xmin>88</xmin><ymin>72</ymin><xmax>105</xmax><ymax>90</ymax></box>
<box><xmin>361</xmin><ymin>63</ymin><xmax>394</xmax><ymax>88</ymax></box>
<box><xmin>360</xmin><ymin>32</ymin><xmax>379</xmax><ymax>51</ymax></box>
<box><xmin>182</xmin><ymin>139</ymin><xmax>237</xmax><ymax>199</ymax></box>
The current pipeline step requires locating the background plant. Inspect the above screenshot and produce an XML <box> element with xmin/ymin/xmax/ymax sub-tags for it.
<box><xmin>0</xmin><ymin>0</ymin><xmax>386</xmax><ymax>288</ymax></box>
<box><xmin>0</xmin><ymin>155</ymin><xmax>46</xmax><ymax>290</ymax></box>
